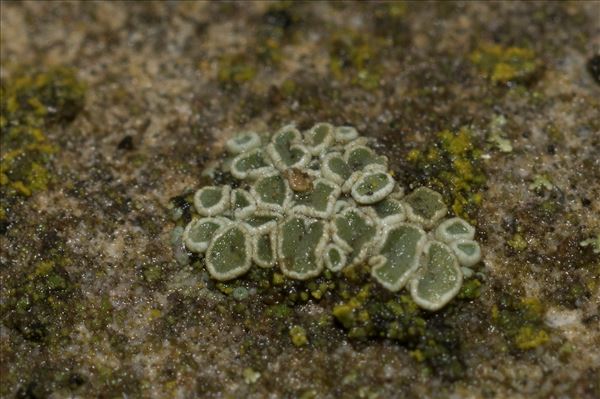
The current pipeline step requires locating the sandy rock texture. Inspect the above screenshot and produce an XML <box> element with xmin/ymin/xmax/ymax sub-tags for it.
<box><xmin>1</xmin><ymin>2</ymin><xmax>599</xmax><ymax>398</ymax></box>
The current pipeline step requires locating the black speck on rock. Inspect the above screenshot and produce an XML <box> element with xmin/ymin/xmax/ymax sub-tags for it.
<box><xmin>581</xmin><ymin>197</ymin><xmax>591</xmax><ymax>207</ymax></box>
<box><xmin>0</xmin><ymin>219</ymin><xmax>9</xmax><ymax>235</ymax></box>
<box><xmin>262</xmin><ymin>8</ymin><xmax>293</xmax><ymax>30</ymax></box>
<box><xmin>68</xmin><ymin>372</ymin><xmax>86</xmax><ymax>388</ymax></box>
<box><xmin>117</xmin><ymin>135</ymin><xmax>135</xmax><ymax>151</ymax></box>
<box><xmin>16</xmin><ymin>381</ymin><xmax>44</xmax><ymax>399</ymax></box>
<box><xmin>587</xmin><ymin>54</ymin><xmax>600</xmax><ymax>84</ymax></box>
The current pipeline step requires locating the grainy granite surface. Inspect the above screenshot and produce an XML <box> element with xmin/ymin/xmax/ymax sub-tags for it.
<box><xmin>1</xmin><ymin>1</ymin><xmax>599</xmax><ymax>398</ymax></box>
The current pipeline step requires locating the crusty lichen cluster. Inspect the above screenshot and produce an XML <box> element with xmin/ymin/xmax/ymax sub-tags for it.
<box><xmin>181</xmin><ymin>123</ymin><xmax>482</xmax><ymax>310</ymax></box>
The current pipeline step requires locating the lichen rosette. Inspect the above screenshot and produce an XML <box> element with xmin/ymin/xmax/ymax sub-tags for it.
<box><xmin>181</xmin><ymin>123</ymin><xmax>482</xmax><ymax>311</ymax></box>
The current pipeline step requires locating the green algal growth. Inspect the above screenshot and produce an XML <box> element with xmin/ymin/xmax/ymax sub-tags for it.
<box><xmin>580</xmin><ymin>234</ymin><xmax>600</xmax><ymax>254</ymax></box>
<box><xmin>493</xmin><ymin>296</ymin><xmax>550</xmax><ymax>351</ymax></box>
<box><xmin>406</xmin><ymin>127</ymin><xmax>486</xmax><ymax>222</ymax></box>
<box><xmin>243</xmin><ymin>367</ymin><xmax>261</xmax><ymax>384</ymax></box>
<box><xmin>1</xmin><ymin>260</ymin><xmax>77</xmax><ymax>343</ymax></box>
<box><xmin>179</xmin><ymin>123</ymin><xmax>484</xmax><ymax>311</ymax></box>
<box><xmin>507</xmin><ymin>232</ymin><xmax>528</xmax><ymax>251</ymax></box>
<box><xmin>289</xmin><ymin>325</ymin><xmax>309</xmax><ymax>347</ymax></box>
<box><xmin>330</xmin><ymin>283</ymin><xmax>465</xmax><ymax>378</ymax></box>
<box><xmin>216</xmin><ymin>3</ymin><xmax>299</xmax><ymax>88</ymax></box>
<box><xmin>329</xmin><ymin>30</ymin><xmax>385</xmax><ymax>90</ymax></box>
<box><xmin>0</xmin><ymin>67</ymin><xmax>85</xmax><ymax>220</ymax></box>
<box><xmin>470</xmin><ymin>43</ymin><xmax>539</xmax><ymax>84</ymax></box>
<box><xmin>217</xmin><ymin>53</ymin><xmax>257</xmax><ymax>87</ymax></box>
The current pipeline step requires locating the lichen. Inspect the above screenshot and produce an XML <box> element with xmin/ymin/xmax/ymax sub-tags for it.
<box><xmin>487</xmin><ymin>114</ymin><xmax>513</xmax><ymax>153</ymax></box>
<box><xmin>178</xmin><ymin>123</ymin><xmax>483</xmax><ymax>311</ymax></box>
<box><xmin>529</xmin><ymin>174</ymin><xmax>554</xmax><ymax>192</ymax></box>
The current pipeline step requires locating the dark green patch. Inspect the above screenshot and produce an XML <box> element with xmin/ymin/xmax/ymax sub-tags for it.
<box><xmin>1</xmin><ymin>67</ymin><xmax>85</xmax><ymax>224</ymax></box>
<box><xmin>493</xmin><ymin>294</ymin><xmax>550</xmax><ymax>351</ymax></box>
<box><xmin>470</xmin><ymin>43</ymin><xmax>540</xmax><ymax>85</ymax></box>
<box><xmin>329</xmin><ymin>29</ymin><xmax>385</xmax><ymax>90</ymax></box>
<box><xmin>1</xmin><ymin>260</ymin><xmax>79</xmax><ymax>343</ymax></box>
<box><xmin>405</xmin><ymin>128</ymin><xmax>486</xmax><ymax>222</ymax></box>
<box><xmin>331</xmin><ymin>282</ymin><xmax>466</xmax><ymax>380</ymax></box>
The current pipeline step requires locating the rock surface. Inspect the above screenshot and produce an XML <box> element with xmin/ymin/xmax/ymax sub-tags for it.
<box><xmin>1</xmin><ymin>2</ymin><xmax>599</xmax><ymax>398</ymax></box>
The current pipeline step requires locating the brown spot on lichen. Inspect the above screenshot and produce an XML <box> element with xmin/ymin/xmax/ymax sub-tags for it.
<box><xmin>283</xmin><ymin>167</ymin><xmax>313</xmax><ymax>192</ymax></box>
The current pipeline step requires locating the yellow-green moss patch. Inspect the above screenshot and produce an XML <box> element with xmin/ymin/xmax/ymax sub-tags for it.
<box><xmin>0</xmin><ymin>67</ymin><xmax>85</xmax><ymax>219</ymax></box>
<box><xmin>470</xmin><ymin>43</ymin><xmax>539</xmax><ymax>84</ymax></box>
